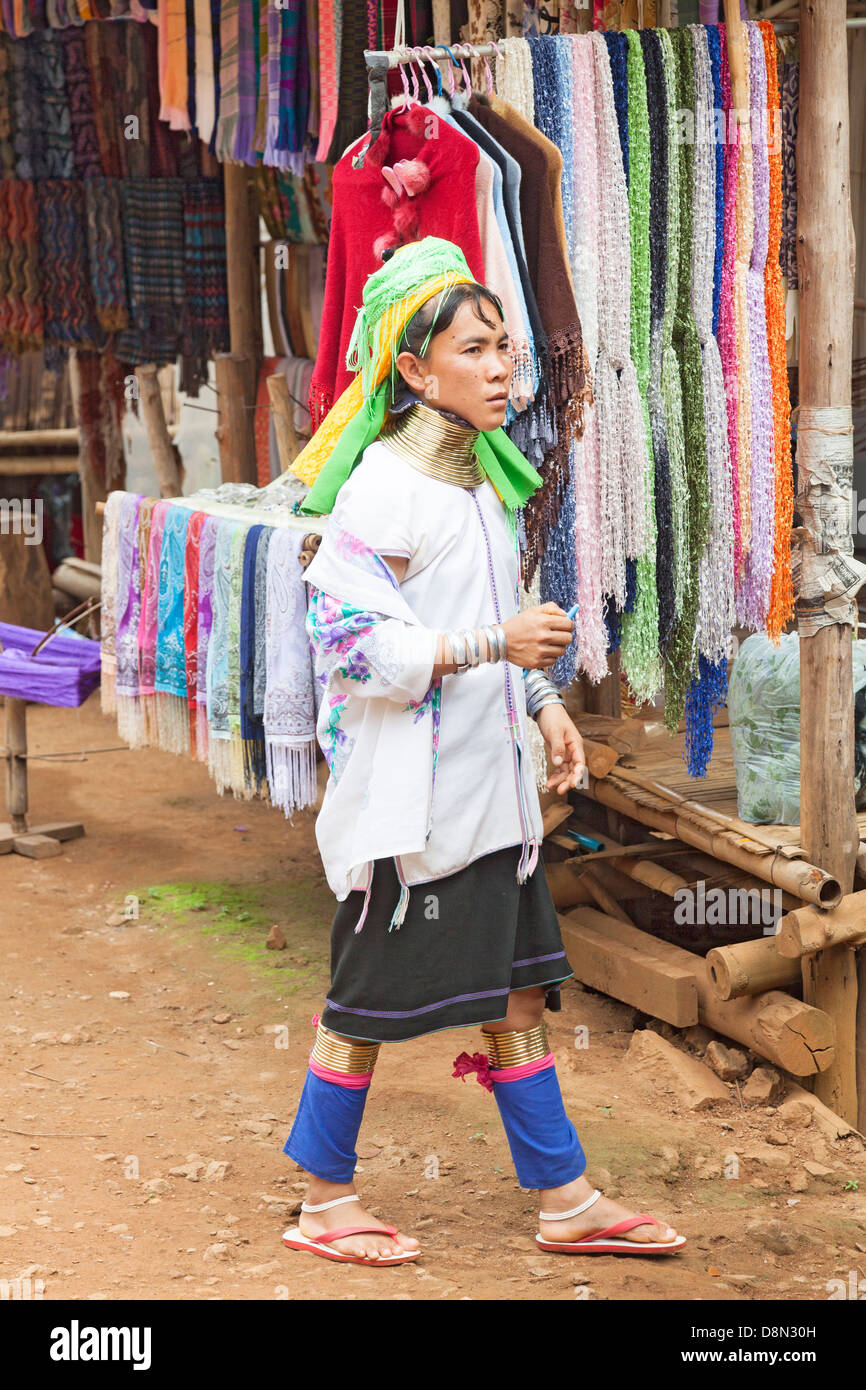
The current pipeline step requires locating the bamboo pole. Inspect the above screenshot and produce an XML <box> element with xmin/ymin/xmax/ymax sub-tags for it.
<box><xmin>587</xmin><ymin>773</ymin><xmax>842</xmax><ymax>907</ymax></box>
<box><xmin>707</xmin><ymin>938</ymin><xmax>803</xmax><ymax>1000</ymax></box>
<box><xmin>722</xmin><ymin>0</ymin><xmax>750</xmax><ymax>136</ymax></box>
<box><xmin>608</xmin><ymin>856</ymin><xmax>691</xmax><ymax>898</ymax></box>
<box><xmin>797</xmin><ymin>0</ymin><xmax>860</xmax><ymax>1126</ymax></box>
<box><xmin>776</xmin><ymin>893</ymin><xmax>866</xmax><ymax>957</ymax></box>
<box><xmin>563</xmin><ymin>907</ymin><xmax>835</xmax><ymax>1076</ymax></box>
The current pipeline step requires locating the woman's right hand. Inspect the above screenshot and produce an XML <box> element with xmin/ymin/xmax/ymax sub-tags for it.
<box><xmin>502</xmin><ymin>603</ymin><xmax>576</xmax><ymax>670</ymax></box>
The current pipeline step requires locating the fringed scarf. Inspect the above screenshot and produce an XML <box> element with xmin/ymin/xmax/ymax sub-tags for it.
<box><xmin>240</xmin><ymin>523</ymin><xmax>267</xmax><ymax>794</ymax></box>
<box><xmin>112</xmin><ymin>493</ymin><xmax>143</xmax><ymax>742</ymax></box>
<box><xmin>85</xmin><ymin>20</ymin><xmax>124</xmax><ymax>176</ymax></box>
<box><xmin>324</xmin><ymin>0</ymin><xmax>368</xmax><ymax>166</ymax></box>
<box><xmin>232</xmin><ymin>0</ymin><xmax>258</xmax><ymax>165</ymax></box>
<box><xmin>154</xmin><ymin>503</ymin><xmax>192</xmax><ymax>756</ymax></box>
<box><xmin>275</xmin><ymin>0</ymin><xmax>309</xmax><ymax>158</ymax></box>
<box><xmin>0</xmin><ymin>179</ymin><xmax>42</xmax><ymax>352</ymax></box>
<box><xmin>206</xmin><ymin>517</ymin><xmax>237</xmax><ymax>793</ymax></box>
<box><xmin>664</xmin><ymin>29</ymin><xmax>710</xmax><ymax>736</ymax></box>
<box><xmin>732</xmin><ymin>25</ymin><xmax>755</xmax><ymax>593</ymax></box>
<box><xmin>99</xmin><ymin>490</ymin><xmax>123</xmax><ymax>715</ymax></box>
<box><xmin>568</xmin><ymin>34</ymin><xmax>607</xmax><ymax>684</ymax></box>
<box><xmin>619</xmin><ymin>28</ymin><xmax>660</xmax><ymax>706</ymax></box>
<box><xmin>264</xmin><ymin>525</ymin><xmax>318</xmax><ymax>818</ymax></box>
<box><xmin>590</xmin><ymin>32</ymin><xmax>645</xmax><ymax>610</ymax></box>
<box><xmin>214</xmin><ymin>0</ymin><xmax>240</xmax><ymax>161</ymax></box>
<box><xmin>183</xmin><ymin>509</ymin><xmax>206</xmax><ymax>755</ymax></box>
<box><xmin>226</xmin><ymin>522</ymin><xmax>251</xmax><ymax>797</ymax></box>
<box><xmin>717</xmin><ymin>25</ymin><xmax>742</xmax><ymax>581</ymax></box>
<box><xmin>195</xmin><ymin>513</ymin><xmax>219</xmax><ymax>762</ymax></box>
<box><xmin>760</xmin><ymin>18</ymin><xmax>794</xmax><ymax>641</ymax></box>
<box><xmin>137</xmin><ymin>498</ymin><xmax>169</xmax><ymax>746</ymax></box>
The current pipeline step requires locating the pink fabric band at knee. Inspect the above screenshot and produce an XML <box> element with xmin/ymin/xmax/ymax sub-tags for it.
<box><xmin>490</xmin><ymin>1052</ymin><xmax>556</xmax><ymax>1084</ymax></box>
<box><xmin>308</xmin><ymin>1056</ymin><xmax>374</xmax><ymax>1089</ymax></box>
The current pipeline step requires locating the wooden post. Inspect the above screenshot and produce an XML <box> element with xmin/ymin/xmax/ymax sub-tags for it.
<box><xmin>136</xmin><ymin>364</ymin><xmax>184</xmax><ymax>498</ymax></box>
<box><xmin>221</xmin><ymin>162</ymin><xmax>261</xmax><ymax>486</ymax></box>
<box><xmin>796</xmin><ymin>0</ymin><xmax>860</xmax><ymax>1126</ymax></box>
<box><xmin>5</xmin><ymin>698</ymin><xmax>28</xmax><ymax>834</ymax></box>
<box><xmin>214</xmin><ymin>354</ymin><xmax>258</xmax><ymax>485</ymax></box>
<box><xmin>722</xmin><ymin>0</ymin><xmax>750</xmax><ymax>140</ymax></box>
<box><xmin>266</xmin><ymin>373</ymin><xmax>300</xmax><ymax>471</ymax></box>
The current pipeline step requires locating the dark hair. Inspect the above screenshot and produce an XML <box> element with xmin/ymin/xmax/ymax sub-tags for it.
<box><xmin>396</xmin><ymin>282</ymin><xmax>505</xmax><ymax>361</ymax></box>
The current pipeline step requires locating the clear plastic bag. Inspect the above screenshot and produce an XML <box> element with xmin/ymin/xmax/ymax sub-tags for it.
<box><xmin>728</xmin><ymin>632</ymin><xmax>866</xmax><ymax>824</ymax></box>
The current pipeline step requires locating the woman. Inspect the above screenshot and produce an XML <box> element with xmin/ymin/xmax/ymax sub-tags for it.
<box><xmin>280</xmin><ymin>237</ymin><xmax>685</xmax><ymax>1267</ymax></box>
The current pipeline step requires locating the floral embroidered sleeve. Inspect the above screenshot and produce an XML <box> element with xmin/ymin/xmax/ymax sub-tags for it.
<box><xmin>306</xmin><ymin>585</ymin><xmax>438</xmax><ymax>707</ymax></box>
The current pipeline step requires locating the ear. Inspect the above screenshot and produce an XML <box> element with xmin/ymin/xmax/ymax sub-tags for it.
<box><xmin>394</xmin><ymin>350</ymin><xmax>426</xmax><ymax>393</ymax></box>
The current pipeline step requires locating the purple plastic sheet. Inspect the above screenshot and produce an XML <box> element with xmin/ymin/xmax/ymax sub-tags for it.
<box><xmin>0</xmin><ymin>622</ymin><xmax>102</xmax><ymax>708</ymax></box>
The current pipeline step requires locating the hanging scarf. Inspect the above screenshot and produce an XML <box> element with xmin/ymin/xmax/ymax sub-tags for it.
<box><xmin>99</xmin><ymin>490</ymin><xmax>123</xmax><ymax>715</ymax></box>
<box><xmin>232</xmin><ymin>0</ymin><xmax>257</xmax><ymax>164</ymax></box>
<box><xmin>193</xmin><ymin>0</ymin><xmax>215</xmax><ymax>144</ymax></box>
<box><xmin>760</xmin><ymin>18</ymin><xmax>794</xmax><ymax>641</ymax></box>
<box><xmin>85</xmin><ymin>178</ymin><xmax>128</xmax><ymax>333</ymax></box>
<box><xmin>214</xmin><ymin>0</ymin><xmax>240</xmax><ymax>160</ymax></box>
<box><xmin>324</xmin><ymin>0</ymin><xmax>367</xmax><ymax>166</ymax></box>
<box><xmin>183</xmin><ymin>509</ymin><xmax>206</xmax><ymax>754</ymax></box>
<box><xmin>691</xmin><ymin>22</ymin><xmax>734</xmax><ymax>669</ymax></box>
<box><xmin>685</xmin><ymin>23</ymin><xmax>735</xmax><ymax>778</ymax></box>
<box><xmin>195</xmin><ymin>513</ymin><xmax>219</xmax><ymax>762</ymax></box>
<box><xmin>718</xmin><ymin>25</ymin><xmax>742</xmax><ymax>581</ymax></box>
<box><xmin>137</xmin><ymin>498</ymin><xmax>169</xmax><ymax>746</ymax></box>
<box><xmin>269</xmin><ymin>236</ymin><xmax>544</xmax><ymax>539</ymax></box>
<box><xmin>226</xmin><ymin>522</ymin><xmax>250</xmax><ymax>796</ymax></box>
<box><xmin>733</xmin><ymin>24</ymin><xmax>754</xmax><ymax>594</ymax></box>
<box><xmin>568</xmin><ymin>34</ymin><xmax>607</xmax><ymax>684</ymax></box>
<box><xmin>159</xmin><ymin>0</ymin><xmax>190</xmax><ymax>130</ymax></box>
<box><xmin>314</xmin><ymin>0</ymin><xmax>339</xmax><ymax>162</ymax></box>
<box><xmin>86</xmin><ymin>21</ymin><xmax>124</xmax><ymax>176</ymax></box>
<box><xmin>642</xmin><ymin>28</ymin><xmax>675</xmax><ymax>658</ymax></box>
<box><xmin>264</xmin><ymin>525</ymin><xmax>318</xmax><ymax>818</ymax></box>
<box><xmin>154</xmin><ymin>503</ymin><xmax>192</xmax><ymax>755</ymax></box>
<box><xmin>739</xmin><ymin>22</ymin><xmax>774</xmax><ymax>632</ymax></box>
<box><xmin>122</xmin><ymin>13</ymin><xmax>152</xmax><ymax>180</ymax></box>
<box><xmin>276</xmin><ymin>0</ymin><xmax>309</xmax><ymax>157</ymax></box>
<box><xmin>664</xmin><ymin>29</ymin><xmax>710</xmax><ymax>736</ymax></box>
<box><xmin>493</xmin><ymin>35</ymin><xmax>534</xmax><ymax>122</ymax></box>
<box><xmin>180</xmin><ymin>177</ymin><xmax>230</xmax><ymax>362</ymax></box>
<box><xmin>114</xmin><ymin>492</ymin><xmax>144</xmax><ymax>744</ymax></box>
<box><xmin>206</xmin><ymin>517</ymin><xmax>238</xmax><ymax>793</ymax></box>
<box><xmin>619</xmin><ymin>28</ymin><xmax>660</xmax><ymax>706</ymax></box>
<box><xmin>590</xmin><ymin>32</ymin><xmax>646</xmax><ymax>609</ymax></box>
<box><xmin>37</xmin><ymin>179</ymin><xmax>103</xmax><ymax>351</ymax></box>
<box><xmin>240</xmin><ymin>523</ymin><xmax>267</xmax><ymax>793</ymax></box>
<box><xmin>116</xmin><ymin>177</ymin><xmax>185</xmax><ymax>365</ymax></box>
<box><xmin>253</xmin><ymin>523</ymin><xmax>273</xmax><ymax>739</ymax></box>
<box><xmin>2</xmin><ymin>179</ymin><xmax>42</xmax><ymax>352</ymax></box>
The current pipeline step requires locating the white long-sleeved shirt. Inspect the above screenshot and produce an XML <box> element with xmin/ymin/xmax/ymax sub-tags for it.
<box><xmin>302</xmin><ymin>439</ymin><xmax>544</xmax><ymax>924</ymax></box>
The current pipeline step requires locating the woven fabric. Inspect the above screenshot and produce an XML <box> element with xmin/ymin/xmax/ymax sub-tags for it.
<box><xmin>84</xmin><ymin>177</ymin><xmax>128</xmax><ymax>333</ymax></box>
<box><xmin>240</xmin><ymin>523</ymin><xmax>267</xmax><ymax>793</ymax></box>
<box><xmin>263</xmin><ymin>525</ymin><xmax>319</xmax><ymax>817</ymax></box>
<box><xmin>138</xmin><ymin>499</ymin><xmax>169</xmax><ymax>703</ymax></box>
<box><xmin>232</xmin><ymin>0</ymin><xmax>257</xmax><ymax>164</ymax></box>
<box><xmin>114</xmin><ymin>491</ymin><xmax>144</xmax><ymax>703</ymax></box>
<box><xmin>180</xmin><ymin>177</ymin><xmax>230</xmax><ymax>360</ymax></box>
<box><xmin>37</xmin><ymin>178</ymin><xmax>103</xmax><ymax>350</ymax></box>
<box><xmin>99</xmin><ymin>489</ymin><xmax>123</xmax><ymax>713</ymax></box>
<box><xmin>314</xmin><ymin>0</ymin><xmax>339</xmax><ymax>162</ymax></box>
<box><xmin>116</xmin><ymin>177</ymin><xmax>185</xmax><ymax>365</ymax></box>
<box><xmin>85</xmin><ymin>20</ymin><xmax>124</xmax><ymax>176</ymax></box>
<box><xmin>0</xmin><ymin>178</ymin><xmax>42</xmax><ymax>351</ymax></box>
<box><xmin>717</xmin><ymin>24</ymin><xmax>742</xmax><ymax>580</ymax></box>
<box><xmin>155</xmin><ymin>503</ymin><xmax>192</xmax><ymax>699</ymax></box>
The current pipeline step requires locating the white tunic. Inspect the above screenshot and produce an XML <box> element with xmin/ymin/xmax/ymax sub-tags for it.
<box><xmin>303</xmin><ymin>439</ymin><xmax>544</xmax><ymax>911</ymax></box>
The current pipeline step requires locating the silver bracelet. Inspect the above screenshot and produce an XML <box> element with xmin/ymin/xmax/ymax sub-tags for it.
<box><xmin>447</xmin><ymin>630</ymin><xmax>468</xmax><ymax>670</ymax></box>
<box><xmin>523</xmin><ymin>670</ymin><xmax>566</xmax><ymax>719</ymax></box>
<box><xmin>463</xmin><ymin>627</ymin><xmax>482</xmax><ymax>667</ymax></box>
<box><xmin>494</xmin><ymin>626</ymin><xmax>508</xmax><ymax>662</ymax></box>
<box><xmin>481</xmin><ymin>625</ymin><xmax>500</xmax><ymax>664</ymax></box>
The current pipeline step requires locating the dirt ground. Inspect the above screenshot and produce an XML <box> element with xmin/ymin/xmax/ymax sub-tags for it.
<box><xmin>2</xmin><ymin>693</ymin><xmax>866</xmax><ymax>1303</ymax></box>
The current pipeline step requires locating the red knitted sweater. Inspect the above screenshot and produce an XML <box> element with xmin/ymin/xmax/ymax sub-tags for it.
<box><xmin>309</xmin><ymin>105</ymin><xmax>485</xmax><ymax>429</ymax></box>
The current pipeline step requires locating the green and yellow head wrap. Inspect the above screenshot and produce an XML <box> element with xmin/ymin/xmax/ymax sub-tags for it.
<box><xmin>280</xmin><ymin>236</ymin><xmax>543</xmax><ymax>523</ymax></box>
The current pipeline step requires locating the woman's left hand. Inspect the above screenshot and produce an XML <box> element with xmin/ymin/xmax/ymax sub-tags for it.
<box><xmin>536</xmin><ymin>705</ymin><xmax>587</xmax><ymax>795</ymax></box>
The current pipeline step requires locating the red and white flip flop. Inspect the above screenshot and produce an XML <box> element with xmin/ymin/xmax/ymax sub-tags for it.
<box><xmin>535</xmin><ymin>1187</ymin><xmax>686</xmax><ymax>1257</ymax></box>
<box><xmin>282</xmin><ymin>1194</ymin><xmax>421</xmax><ymax>1267</ymax></box>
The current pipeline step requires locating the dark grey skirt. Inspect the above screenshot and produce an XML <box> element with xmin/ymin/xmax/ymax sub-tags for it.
<box><xmin>320</xmin><ymin>843</ymin><xmax>573</xmax><ymax>1044</ymax></box>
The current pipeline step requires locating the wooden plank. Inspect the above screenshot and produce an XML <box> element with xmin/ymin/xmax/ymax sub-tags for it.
<box><xmin>27</xmin><ymin>822</ymin><xmax>85</xmax><ymax>843</ymax></box>
<box><xmin>14</xmin><ymin>833</ymin><xmax>63</xmax><ymax>859</ymax></box>
<box><xmin>564</xmin><ymin>907</ymin><xmax>835</xmax><ymax>1077</ymax></box>
<box><xmin>559</xmin><ymin>914</ymin><xmax>699</xmax><ymax>1028</ymax></box>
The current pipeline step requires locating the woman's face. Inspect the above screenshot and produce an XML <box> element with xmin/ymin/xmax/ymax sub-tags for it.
<box><xmin>394</xmin><ymin>297</ymin><xmax>513</xmax><ymax>431</ymax></box>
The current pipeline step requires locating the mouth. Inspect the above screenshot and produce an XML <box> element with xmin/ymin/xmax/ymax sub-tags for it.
<box><xmin>487</xmin><ymin>394</ymin><xmax>508</xmax><ymax>406</ymax></box>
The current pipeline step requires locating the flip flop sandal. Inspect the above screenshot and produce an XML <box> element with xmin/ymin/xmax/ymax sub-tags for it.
<box><xmin>535</xmin><ymin>1188</ymin><xmax>687</xmax><ymax>1257</ymax></box>
<box><xmin>282</xmin><ymin>1193</ymin><xmax>421</xmax><ymax>1267</ymax></box>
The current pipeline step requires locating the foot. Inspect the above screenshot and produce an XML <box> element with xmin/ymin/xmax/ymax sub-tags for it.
<box><xmin>538</xmin><ymin>1176</ymin><xmax>680</xmax><ymax>1247</ymax></box>
<box><xmin>298</xmin><ymin>1184</ymin><xmax>420</xmax><ymax>1262</ymax></box>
